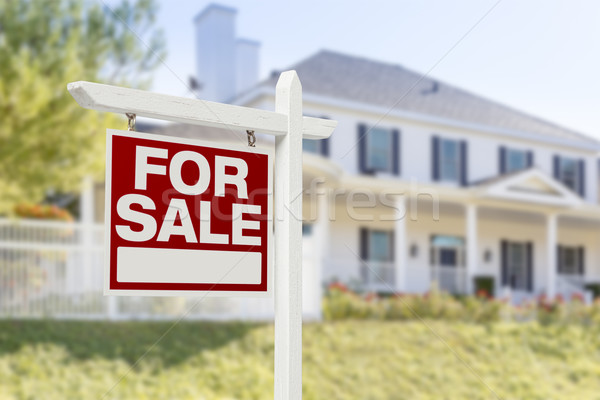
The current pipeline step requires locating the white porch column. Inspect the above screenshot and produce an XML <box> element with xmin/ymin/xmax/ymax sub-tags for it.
<box><xmin>465</xmin><ymin>204</ymin><xmax>477</xmax><ymax>295</ymax></box>
<box><xmin>394</xmin><ymin>196</ymin><xmax>407</xmax><ymax>292</ymax></box>
<box><xmin>546</xmin><ymin>213</ymin><xmax>557</xmax><ymax>299</ymax></box>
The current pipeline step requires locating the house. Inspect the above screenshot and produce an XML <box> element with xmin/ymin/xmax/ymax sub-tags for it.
<box><xmin>3</xmin><ymin>4</ymin><xmax>598</xmax><ymax>321</ymax></box>
<box><xmin>186</xmin><ymin>4</ymin><xmax>600</xmax><ymax>302</ymax></box>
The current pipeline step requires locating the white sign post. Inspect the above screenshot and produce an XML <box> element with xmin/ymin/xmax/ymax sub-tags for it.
<box><xmin>68</xmin><ymin>71</ymin><xmax>336</xmax><ymax>399</ymax></box>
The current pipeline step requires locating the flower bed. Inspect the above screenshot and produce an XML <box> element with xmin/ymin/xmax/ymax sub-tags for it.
<box><xmin>323</xmin><ymin>283</ymin><xmax>600</xmax><ymax>325</ymax></box>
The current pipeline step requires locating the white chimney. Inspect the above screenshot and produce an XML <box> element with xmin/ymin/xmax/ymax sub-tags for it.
<box><xmin>235</xmin><ymin>39</ymin><xmax>260</xmax><ymax>95</ymax></box>
<box><xmin>194</xmin><ymin>4</ymin><xmax>261</xmax><ymax>102</ymax></box>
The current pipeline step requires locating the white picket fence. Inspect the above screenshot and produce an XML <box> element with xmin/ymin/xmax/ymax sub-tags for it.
<box><xmin>0</xmin><ymin>218</ymin><xmax>321</xmax><ymax>320</ymax></box>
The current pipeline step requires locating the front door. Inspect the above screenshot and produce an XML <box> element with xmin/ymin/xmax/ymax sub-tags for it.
<box><xmin>501</xmin><ymin>241</ymin><xmax>533</xmax><ymax>292</ymax></box>
<box><xmin>430</xmin><ymin>235</ymin><xmax>466</xmax><ymax>294</ymax></box>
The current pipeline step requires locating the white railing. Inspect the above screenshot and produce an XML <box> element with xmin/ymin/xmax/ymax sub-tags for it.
<box><xmin>0</xmin><ymin>218</ymin><xmax>322</xmax><ymax>320</ymax></box>
<box><xmin>431</xmin><ymin>266</ymin><xmax>467</xmax><ymax>295</ymax></box>
<box><xmin>556</xmin><ymin>273</ymin><xmax>589</xmax><ymax>302</ymax></box>
<box><xmin>360</xmin><ymin>261</ymin><xmax>395</xmax><ymax>292</ymax></box>
<box><xmin>323</xmin><ymin>259</ymin><xmax>395</xmax><ymax>293</ymax></box>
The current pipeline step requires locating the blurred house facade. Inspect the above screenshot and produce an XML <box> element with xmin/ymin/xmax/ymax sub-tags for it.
<box><xmin>3</xmin><ymin>4</ymin><xmax>599</xmax><ymax>321</ymax></box>
<box><xmin>190</xmin><ymin>4</ymin><xmax>600</xmax><ymax>302</ymax></box>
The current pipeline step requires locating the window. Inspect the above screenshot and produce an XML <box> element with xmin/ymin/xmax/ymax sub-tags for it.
<box><xmin>359</xmin><ymin>228</ymin><xmax>395</xmax><ymax>287</ymax></box>
<box><xmin>367</xmin><ymin>128</ymin><xmax>393</xmax><ymax>172</ymax></box>
<box><xmin>558</xmin><ymin>246</ymin><xmax>583</xmax><ymax>275</ymax></box>
<box><xmin>302</xmin><ymin>223</ymin><xmax>313</xmax><ymax>236</ymax></box>
<box><xmin>440</xmin><ymin>139</ymin><xmax>459</xmax><ymax>182</ymax></box>
<box><xmin>302</xmin><ymin>139</ymin><xmax>319</xmax><ymax>154</ymax></box>
<box><xmin>507</xmin><ymin>242</ymin><xmax>528</xmax><ymax>290</ymax></box>
<box><xmin>557</xmin><ymin>157</ymin><xmax>579</xmax><ymax>192</ymax></box>
<box><xmin>358</xmin><ymin>124</ymin><xmax>400</xmax><ymax>175</ymax></box>
<box><xmin>369</xmin><ymin>231</ymin><xmax>392</xmax><ymax>262</ymax></box>
<box><xmin>505</xmin><ymin>149</ymin><xmax>527</xmax><ymax>173</ymax></box>
<box><xmin>432</xmin><ymin>136</ymin><xmax>467</xmax><ymax>185</ymax></box>
<box><xmin>302</xmin><ymin>138</ymin><xmax>328</xmax><ymax>156</ymax></box>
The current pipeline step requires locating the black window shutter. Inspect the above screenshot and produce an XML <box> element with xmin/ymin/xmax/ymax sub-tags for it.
<box><xmin>501</xmin><ymin>240</ymin><xmax>508</xmax><ymax>286</ymax></box>
<box><xmin>557</xmin><ymin>245</ymin><xmax>563</xmax><ymax>273</ymax></box>
<box><xmin>321</xmin><ymin>138</ymin><xmax>330</xmax><ymax>157</ymax></box>
<box><xmin>460</xmin><ymin>140</ymin><xmax>468</xmax><ymax>186</ymax></box>
<box><xmin>392</xmin><ymin>129</ymin><xmax>400</xmax><ymax>176</ymax></box>
<box><xmin>358</xmin><ymin>124</ymin><xmax>368</xmax><ymax>174</ymax></box>
<box><xmin>526</xmin><ymin>151</ymin><xmax>534</xmax><ymax>168</ymax></box>
<box><xmin>578</xmin><ymin>246</ymin><xmax>585</xmax><ymax>275</ymax></box>
<box><xmin>360</xmin><ymin>228</ymin><xmax>369</xmax><ymax>283</ymax></box>
<box><xmin>499</xmin><ymin>146</ymin><xmax>506</xmax><ymax>174</ymax></box>
<box><xmin>553</xmin><ymin>155</ymin><xmax>561</xmax><ymax>179</ymax></box>
<box><xmin>432</xmin><ymin>136</ymin><xmax>440</xmax><ymax>181</ymax></box>
<box><xmin>578</xmin><ymin>159</ymin><xmax>585</xmax><ymax>198</ymax></box>
<box><xmin>526</xmin><ymin>242</ymin><xmax>533</xmax><ymax>292</ymax></box>
<box><xmin>359</xmin><ymin>228</ymin><xmax>369</xmax><ymax>261</ymax></box>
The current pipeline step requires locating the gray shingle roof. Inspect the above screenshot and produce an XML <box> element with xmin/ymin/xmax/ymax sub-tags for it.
<box><xmin>258</xmin><ymin>50</ymin><xmax>597</xmax><ymax>146</ymax></box>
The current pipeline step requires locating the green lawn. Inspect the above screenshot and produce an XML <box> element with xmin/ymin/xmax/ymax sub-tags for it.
<box><xmin>0</xmin><ymin>320</ymin><xmax>599</xmax><ymax>399</ymax></box>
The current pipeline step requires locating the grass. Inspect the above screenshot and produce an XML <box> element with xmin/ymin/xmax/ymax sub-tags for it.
<box><xmin>1</xmin><ymin>320</ymin><xmax>600</xmax><ymax>399</ymax></box>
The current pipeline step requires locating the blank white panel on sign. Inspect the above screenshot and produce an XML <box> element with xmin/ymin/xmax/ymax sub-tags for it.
<box><xmin>117</xmin><ymin>247</ymin><xmax>261</xmax><ymax>284</ymax></box>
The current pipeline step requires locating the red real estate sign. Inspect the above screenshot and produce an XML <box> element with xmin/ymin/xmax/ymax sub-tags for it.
<box><xmin>104</xmin><ymin>130</ymin><xmax>273</xmax><ymax>296</ymax></box>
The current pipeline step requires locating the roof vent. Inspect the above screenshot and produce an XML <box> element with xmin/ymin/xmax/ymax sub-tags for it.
<box><xmin>421</xmin><ymin>81</ymin><xmax>439</xmax><ymax>95</ymax></box>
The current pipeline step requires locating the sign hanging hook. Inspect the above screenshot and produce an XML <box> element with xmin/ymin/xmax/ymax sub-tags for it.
<box><xmin>246</xmin><ymin>130</ymin><xmax>256</xmax><ymax>147</ymax></box>
<box><xmin>126</xmin><ymin>113</ymin><xmax>136</xmax><ymax>131</ymax></box>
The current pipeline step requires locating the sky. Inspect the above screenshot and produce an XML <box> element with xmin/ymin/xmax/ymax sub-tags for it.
<box><xmin>142</xmin><ymin>0</ymin><xmax>600</xmax><ymax>139</ymax></box>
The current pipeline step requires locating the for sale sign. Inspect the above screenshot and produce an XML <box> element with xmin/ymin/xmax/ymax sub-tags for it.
<box><xmin>104</xmin><ymin>130</ymin><xmax>273</xmax><ymax>296</ymax></box>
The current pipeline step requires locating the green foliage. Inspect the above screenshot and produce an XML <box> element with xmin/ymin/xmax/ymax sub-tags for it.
<box><xmin>584</xmin><ymin>283</ymin><xmax>600</xmax><ymax>299</ymax></box>
<box><xmin>324</xmin><ymin>283</ymin><xmax>503</xmax><ymax>323</ymax></box>
<box><xmin>0</xmin><ymin>0</ymin><xmax>165</xmax><ymax>213</ymax></box>
<box><xmin>2</xmin><ymin>320</ymin><xmax>600</xmax><ymax>399</ymax></box>
<box><xmin>474</xmin><ymin>275</ymin><xmax>495</xmax><ymax>297</ymax></box>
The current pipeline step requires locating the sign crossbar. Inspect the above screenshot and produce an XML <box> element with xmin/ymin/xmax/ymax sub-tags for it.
<box><xmin>68</xmin><ymin>80</ymin><xmax>336</xmax><ymax>139</ymax></box>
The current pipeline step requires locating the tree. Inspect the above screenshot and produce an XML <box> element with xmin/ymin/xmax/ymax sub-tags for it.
<box><xmin>0</xmin><ymin>0</ymin><xmax>166</xmax><ymax>214</ymax></box>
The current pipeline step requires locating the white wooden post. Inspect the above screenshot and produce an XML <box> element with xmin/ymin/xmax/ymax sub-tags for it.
<box><xmin>274</xmin><ymin>71</ymin><xmax>303</xmax><ymax>400</ymax></box>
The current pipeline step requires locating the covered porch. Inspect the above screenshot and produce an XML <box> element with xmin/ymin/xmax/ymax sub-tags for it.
<box><xmin>307</xmin><ymin>167</ymin><xmax>600</xmax><ymax>302</ymax></box>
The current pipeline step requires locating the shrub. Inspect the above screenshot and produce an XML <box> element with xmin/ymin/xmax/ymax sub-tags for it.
<box><xmin>324</xmin><ymin>283</ymin><xmax>504</xmax><ymax>323</ymax></box>
<box><xmin>323</xmin><ymin>283</ymin><xmax>383</xmax><ymax>320</ymax></box>
<box><xmin>14</xmin><ymin>203</ymin><xmax>73</xmax><ymax>221</ymax></box>
<box><xmin>474</xmin><ymin>276</ymin><xmax>495</xmax><ymax>298</ymax></box>
<box><xmin>322</xmin><ymin>284</ymin><xmax>600</xmax><ymax>325</ymax></box>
